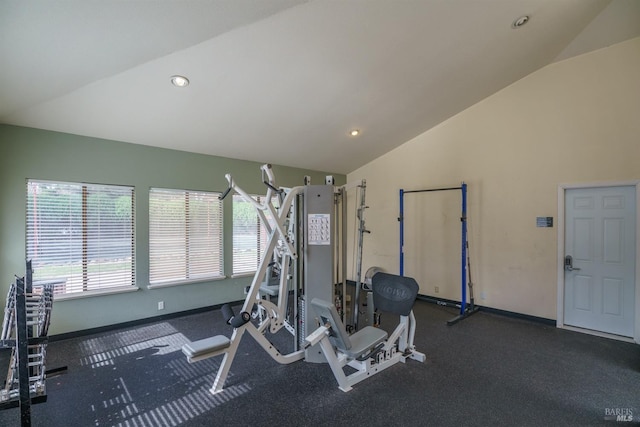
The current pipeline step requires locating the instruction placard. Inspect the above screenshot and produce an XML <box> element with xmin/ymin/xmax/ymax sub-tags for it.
<box><xmin>308</xmin><ymin>214</ymin><xmax>331</xmax><ymax>245</ymax></box>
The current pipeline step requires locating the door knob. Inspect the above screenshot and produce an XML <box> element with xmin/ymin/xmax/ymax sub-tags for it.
<box><xmin>564</xmin><ymin>255</ymin><xmax>580</xmax><ymax>271</ymax></box>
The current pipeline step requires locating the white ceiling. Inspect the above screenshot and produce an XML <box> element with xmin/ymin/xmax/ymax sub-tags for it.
<box><xmin>1</xmin><ymin>0</ymin><xmax>639</xmax><ymax>175</ymax></box>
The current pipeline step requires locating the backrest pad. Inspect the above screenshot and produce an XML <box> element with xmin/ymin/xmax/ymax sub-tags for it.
<box><xmin>310</xmin><ymin>298</ymin><xmax>352</xmax><ymax>351</ymax></box>
<box><xmin>371</xmin><ymin>272</ymin><xmax>419</xmax><ymax>316</ymax></box>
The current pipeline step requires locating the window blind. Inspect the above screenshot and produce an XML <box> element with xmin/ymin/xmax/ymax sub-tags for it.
<box><xmin>26</xmin><ymin>180</ymin><xmax>135</xmax><ymax>295</ymax></box>
<box><xmin>149</xmin><ymin>188</ymin><xmax>223</xmax><ymax>285</ymax></box>
<box><xmin>232</xmin><ymin>194</ymin><xmax>279</xmax><ymax>275</ymax></box>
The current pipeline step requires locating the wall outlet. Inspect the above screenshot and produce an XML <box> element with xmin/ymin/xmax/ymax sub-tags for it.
<box><xmin>480</xmin><ymin>291</ymin><xmax>486</xmax><ymax>300</ymax></box>
<box><xmin>158</xmin><ymin>301</ymin><xmax>164</xmax><ymax>310</ymax></box>
<box><xmin>434</xmin><ymin>286</ymin><xmax>440</xmax><ymax>294</ymax></box>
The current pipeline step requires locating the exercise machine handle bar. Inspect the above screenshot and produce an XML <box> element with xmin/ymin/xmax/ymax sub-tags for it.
<box><xmin>219</xmin><ymin>164</ymin><xmax>279</xmax><ymax>211</ymax></box>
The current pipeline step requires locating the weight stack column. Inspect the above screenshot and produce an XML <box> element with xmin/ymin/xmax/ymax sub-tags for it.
<box><xmin>303</xmin><ymin>185</ymin><xmax>335</xmax><ymax>363</ymax></box>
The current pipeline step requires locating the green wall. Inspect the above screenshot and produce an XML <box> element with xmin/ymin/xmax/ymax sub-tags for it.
<box><xmin>0</xmin><ymin>124</ymin><xmax>345</xmax><ymax>335</ymax></box>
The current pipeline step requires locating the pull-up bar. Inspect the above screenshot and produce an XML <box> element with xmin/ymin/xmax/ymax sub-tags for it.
<box><xmin>401</xmin><ymin>186</ymin><xmax>463</xmax><ymax>194</ymax></box>
<box><xmin>399</xmin><ymin>183</ymin><xmax>479</xmax><ymax>325</ymax></box>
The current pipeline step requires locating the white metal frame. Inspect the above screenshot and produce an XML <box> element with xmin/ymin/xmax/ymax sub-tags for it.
<box><xmin>305</xmin><ymin>305</ymin><xmax>425</xmax><ymax>392</ymax></box>
<box><xmin>556</xmin><ymin>180</ymin><xmax>640</xmax><ymax>344</ymax></box>
<box><xmin>209</xmin><ymin>165</ymin><xmax>309</xmax><ymax>393</ymax></box>
<box><xmin>178</xmin><ymin>165</ymin><xmax>307</xmax><ymax>394</ymax></box>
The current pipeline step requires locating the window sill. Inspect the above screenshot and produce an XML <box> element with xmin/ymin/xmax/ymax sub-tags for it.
<box><xmin>148</xmin><ymin>276</ymin><xmax>227</xmax><ymax>290</ymax></box>
<box><xmin>230</xmin><ymin>272</ymin><xmax>256</xmax><ymax>279</ymax></box>
<box><xmin>54</xmin><ymin>286</ymin><xmax>140</xmax><ymax>301</ymax></box>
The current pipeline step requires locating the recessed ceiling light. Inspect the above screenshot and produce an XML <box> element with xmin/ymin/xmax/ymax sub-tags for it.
<box><xmin>350</xmin><ymin>129</ymin><xmax>360</xmax><ymax>137</ymax></box>
<box><xmin>512</xmin><ymin>15</ymin><xmax>530</xmax><ymax>29</ymax></box>
<box><xmin>170</xmin><ymin>75</ymin><xmax>190</xmax><ymax>87</ymax></box>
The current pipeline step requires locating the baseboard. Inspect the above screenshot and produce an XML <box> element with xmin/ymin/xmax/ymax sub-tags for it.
<box><xmin>479</xmin><ymin>305</ymin><xmax>556</xmax><ymax>326</ymax></box>
<box><xmin>49</xmin><ymin>299</ymin><xmax>245</xmax><ymax>342</ymax></box>
<box><xmin>417</xmin><ymin>294</ymin><xmax>556</xmax><ymax>326</ymax></box>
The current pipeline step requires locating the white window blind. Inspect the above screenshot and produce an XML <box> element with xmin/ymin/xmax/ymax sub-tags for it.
<box><xmin>149</xmin><ymin>188</ymin><xmax>223</xmax><ymax>285</ymax></box>
<box><xmin>232</xmin><ymin>194</ymin><xmax>278</xmax><ymax>275</ymax></box>
<box><xmin>26</xmin><ymin>180</ymin><xmax>135</xmax><ymax>295</ymax></box>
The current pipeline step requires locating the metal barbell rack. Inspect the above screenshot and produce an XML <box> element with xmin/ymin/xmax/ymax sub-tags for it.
<box><xmin>1</xmin><ymin>261</ymin><xmax>54</xmax><ymax>426</ymax></box>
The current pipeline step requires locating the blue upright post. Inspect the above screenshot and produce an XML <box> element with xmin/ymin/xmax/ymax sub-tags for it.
<box><xmin>399</xmin><ymin>189</ymin><xmax>404</xmax><ymax>276</ymax></box>
<box><xmin>447</xmin><ymin>182</ymin><xmax>479</xmax><ymax>325</ymax></box>
<box><xmin>460</xmin><ymin>183</ymin><xmax>467</xmax><ymax>315</ymax></box>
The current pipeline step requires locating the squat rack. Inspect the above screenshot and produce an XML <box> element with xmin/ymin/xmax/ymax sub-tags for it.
<box><xmin>399</xmin><ymin>183</ymin><xmax>479</xmax><ymax>325</ymax></box>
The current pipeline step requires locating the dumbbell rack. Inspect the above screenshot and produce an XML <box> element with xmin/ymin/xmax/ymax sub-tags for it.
<box><xmin>0</xmin><ymin>262</ymin><xmax>54</xmax><ymax>426</ymax></box>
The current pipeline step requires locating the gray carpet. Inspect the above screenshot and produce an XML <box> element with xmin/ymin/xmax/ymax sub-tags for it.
<box><xmin>1</xmin><ymin>300</ymin><xmax>639</xmax><ymax>426</ymax></box>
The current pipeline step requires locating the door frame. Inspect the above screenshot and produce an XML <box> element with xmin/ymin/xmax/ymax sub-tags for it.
<box><xmin>557</xmin><ymin>181</ymin><xmax>640</xmax><ymax>344</ymax></box>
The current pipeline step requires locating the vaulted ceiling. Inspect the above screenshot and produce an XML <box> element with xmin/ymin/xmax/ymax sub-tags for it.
<box><xmin>2</xmin><ymin>0</ymin><xmax>639</xmax><ymax>174</ymax></box>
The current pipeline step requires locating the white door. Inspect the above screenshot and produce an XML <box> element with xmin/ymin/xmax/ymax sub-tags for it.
<box><xmin>564</xmin><ymin>186</ymin><xmax>636</xmax><ymax>337</ymax></box>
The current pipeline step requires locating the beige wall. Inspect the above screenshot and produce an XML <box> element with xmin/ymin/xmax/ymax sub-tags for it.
<box><xmin>348</xmin><ymin>37</ymin><xmax>640</xmax><ymax>320</ymax></box>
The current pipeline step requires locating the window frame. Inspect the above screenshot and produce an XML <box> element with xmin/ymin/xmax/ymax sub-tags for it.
<box><xmin>148</xmin><ymin>187</ymin><xmax>224</xmax><ymax>288</ymax></box>
<box><xmin>26</xmin><ymin>179</ymin><xmax>137</xmax><ymax>299</ymax></box>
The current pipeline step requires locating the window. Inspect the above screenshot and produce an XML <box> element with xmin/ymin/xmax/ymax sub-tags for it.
<box><xmin>26</xmin><ymin>180</ymin><xmax>135</xmax><ymax>295</ymax></box>
<box><xmin>149</xmin><ymin>188</ymin><xmax>223</xmax><ymax>285</ymax></box>
<box><xmin>232</xmin><ymin>194</ymin><xmax>278</xmax><ymax>275</ymax></box>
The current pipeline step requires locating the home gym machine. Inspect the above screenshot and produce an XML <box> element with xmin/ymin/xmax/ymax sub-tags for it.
<box><xmin>399</xmin><ymin>183</ymin><xmax>479</xmax><ymax>325</ymax></box>
<box><xmin>181</xmin><ymin>164</ymin><xmax>347</xmax><ymax>393</ymax></box>
<box><xmin>181</xmin><ymin>164</ymin><xmax>424</xmax><ymax>393</ymax></box>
